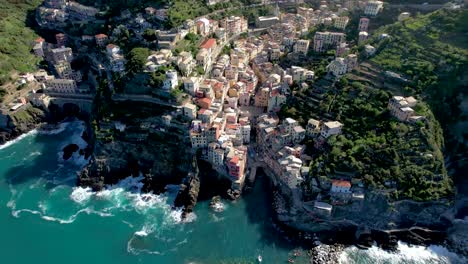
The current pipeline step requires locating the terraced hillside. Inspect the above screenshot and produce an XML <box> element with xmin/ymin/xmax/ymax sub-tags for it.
<box><xmin>280</xmin><ymin>8</ymin><xmax>468</xmax><ymax>202</ymax></box>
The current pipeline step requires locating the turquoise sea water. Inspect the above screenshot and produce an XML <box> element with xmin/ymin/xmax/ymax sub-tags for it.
<box><xmin>0</xmin><ymin>121</ymin><xmax>465</xmax><ymax>264</ymax></box>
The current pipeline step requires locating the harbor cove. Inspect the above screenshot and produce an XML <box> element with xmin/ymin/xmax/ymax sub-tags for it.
<box><xmin>0</xmin><ymin>0</ymin><xmax>467</xmax><ymax>263</ymax></box>
<box><xmin>0</xmin><ymin>121</ymin><xmax>465</xmax><ymax>263</ymax></box>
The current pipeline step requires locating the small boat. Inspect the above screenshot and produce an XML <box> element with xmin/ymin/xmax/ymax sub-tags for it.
<box><xmin>257</xmin><ymin>255</ymin><xmax>262</xmax><ymax>262</ymax></box>
<box><xmin>288</xmin><ymin>259</ymin><xmax>295</xmax><ymax>263</ymax></box>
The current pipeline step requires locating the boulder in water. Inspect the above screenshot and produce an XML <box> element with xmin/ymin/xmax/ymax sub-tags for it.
<box><xmin>62</xmin><ymin>144</ymin><xmax>79</xmax><ymax>160</ymax></box>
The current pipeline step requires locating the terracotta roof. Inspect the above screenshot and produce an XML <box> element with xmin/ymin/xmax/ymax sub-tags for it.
<box><xmin>200</xmin><ymin>38</ymin><xmax>216</xmax><ymax>49</ymax></box>
<box><xmin>106</xmin><ymin>44</ymin><xmax>117</xmax><ymax>49</ymax></box>
<box><xmin>197</xmin><ymin>97</ymin><xmax>211</xmax><ymax>107</ymax></box>
<box><xmin>213</xmin><ymin>82</ymin><xmax>223</xmax><ymax>90</ymax></box>
<box><xmin>95</xmin><ymin>33</ymin><xmax>108</xmax><ymax>38</ymax></box>
<box><xmin>226</xmin><ymin>124</ymin><xmax>239</xmax><ymax>129</ymax></box>
<box><xmin>332</xmin><ymin>180</ymin><xmax>351</xmax><ymax>188</ymax></box>
<box><xmin>35</xmin><ymin>37</ymin><xmax>45</xmax><ymax>43</ymax></box>
<box><xmin>230</xmin><ymin>156</ymin><xmax>239</xmax><ymax>164</ymax></box>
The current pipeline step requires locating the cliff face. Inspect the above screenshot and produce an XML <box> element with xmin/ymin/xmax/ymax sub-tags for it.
<box><xmin>274</xmin><ymin>189</ymin><xmax>460</xmax><ymax>251</ymax></box>
<box><xmin>0</xmin><ymin>105</ymin><xmax>46</xmax><ymax>144</ymax></box>
<box><xmin>78</xmin><ymin>130</ymin><xmax>193</xmax><ymax>191</ymax></box>
<box><xmin>78</xmin><ymin>101</ymin><xmax>193</xmax><ymax>192</ymax></box>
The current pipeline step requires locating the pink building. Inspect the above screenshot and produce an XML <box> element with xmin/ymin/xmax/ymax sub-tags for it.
<box><xmin>358</xmin><ymin>18</ymin><xmax>370</xmax><ymax>32</ymax></box>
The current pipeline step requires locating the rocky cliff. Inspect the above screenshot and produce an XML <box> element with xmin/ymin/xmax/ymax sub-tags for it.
<box><xmin>78</xmin><ymin>101</ymin><xmax>193</xmax><ymax>193</ymax></box>
<box><xmin>273</xmin><ymin>188</ymin><xmax>463</xmax><ymax>252</ymax></box>
<box><xmin>0</xmin><ymin>105</ymin><xmax>46</xmax><ymax>144</ymax></box>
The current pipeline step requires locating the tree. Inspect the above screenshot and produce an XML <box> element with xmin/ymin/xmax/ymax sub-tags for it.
<box><xmin>142</xmin><ymin>29</ymin><xmax>158</xmax><ymax>41</ymax></box>
<box><xmin>126</xmin><ymin>47</ymin><xmax>151</xmax><ymax>74</ymax></box>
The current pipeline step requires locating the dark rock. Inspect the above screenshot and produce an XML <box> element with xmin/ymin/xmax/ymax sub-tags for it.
<box><xmin>174</xmin><ymin>171</ymin><xmax>200</xmax><ymax>219</ymax></box>
<box><xmin>62</xmin><ymin>144</ymin><xmax>79</xmax><ymax>160</ymax></box>
<box><xmin>174</xmin><ymin>156</ymin><xmax>200</xmax><ymax>219</ymax></box>
<box><xmin>209</xmin><ymin>196</ymin><xmax>221</xmax><ymax>208</ymax></box>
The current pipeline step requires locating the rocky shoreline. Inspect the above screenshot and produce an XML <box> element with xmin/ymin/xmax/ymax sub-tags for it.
<box><xmin>0</xmin><ymin>106</ymin><xmax>46</xmax><ymax>145</ymax></box>
<box><xmin>267</xmin><ymin>184</ymin><xmax>467</xmax><ymax>259</ymax></box>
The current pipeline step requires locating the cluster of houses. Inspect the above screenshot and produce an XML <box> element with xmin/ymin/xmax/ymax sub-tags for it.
<box><xmin>22</xmin><ymin>0</ymin><xmax>426</xmax><ymax>217</ymax></box>
<box><xmin>388</xmin><ymin>96</ymin><xmax>424</xmax><ymax>122</ymax></box>
<box><xmin>31</xmin><ymin>36</ymin><xmax>89</xmax><ymax>95</ymax></box>
<box><xmin>256</xmin><ymin>115</ymin><xmax>343</xmax><ymax>191</ymax></box>
<box><xmin>38</xmin><ymin>0</ymin><xmax>99</xmax><ymax>27</ymax></box>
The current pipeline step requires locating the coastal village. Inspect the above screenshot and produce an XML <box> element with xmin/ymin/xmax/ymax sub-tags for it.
<box><xmin>1</xmin><ymin>0</ymin><xmax>456</xmax><ymax>223</ymax></box>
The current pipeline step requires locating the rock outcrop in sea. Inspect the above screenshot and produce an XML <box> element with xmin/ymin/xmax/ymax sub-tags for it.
<box><xmin>174</xmin><ymin>156</ymin><xmax>200</xmax><ymax>219</ymax></box>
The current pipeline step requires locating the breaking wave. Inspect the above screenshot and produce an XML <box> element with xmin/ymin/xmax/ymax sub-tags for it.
<box><xmin>70</xmin><ymin>187</ymin><xmax>93</xmax><ymax>204</ymax></box>
<box><xmin>37</xmin><ymin>122</ymin><xmax>69</xmax><ymax>135</ymax></box>
<box><xmin>339</xmin><ymin>241</ymin><xmax>467</xmax><ymax>264</ymax></box>
<box><xmin>0</xmin><ymin>129</ymin><xmax>38</xmax><ymax>150</ymax></box>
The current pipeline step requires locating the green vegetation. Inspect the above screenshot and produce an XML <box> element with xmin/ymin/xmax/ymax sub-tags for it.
<box><xmin>174</xmin><ymin>33</ymin><xmax>201</xmax><ymax>55</ymax></box>
<box><xmin>281</xmin><ymin>77</ymin><xmax>452</xmax><ymax>201</ymax></box>
<box><xmin>126</xmin><ymin>47</ymin><xmax>151</xmax><ymax>74</ymax></box>
<box><xmin>149</xmin><ymin>66</ymin><xmax>171</xmax><ymax>88</ymax></box>
<box><xmin>0</xmin><ymin>0</ymin><xmax>43</xmax><ymax>85</ymax></box>
<box><xmin>10</xmin><ymin>105</ymin><xmax>44</xmax><ymax>124</ymax></box>
<box><xmin>142</xmin><ymin>29</ymin><xmax>158</xmax><ymax>42</ymax></box>
<box><xmin>366</xmin><ymin>8</ymin><xmax>468</xmax><ymax>126</ymax></box>
<box><xmin>167</xmin><ymin>0</ymin><xmax>209</xmax><ymax>28</ymax></box>
<box><xmin>279</xmin><ymin>8</ymin><xmax>468</xmax><ymax>201</ymax></box>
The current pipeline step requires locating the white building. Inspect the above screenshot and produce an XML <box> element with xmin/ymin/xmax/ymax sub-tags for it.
<box><xmin>364</xmin><ymin>1</ymin><xmax>384</xmax><ymax>16</ymax></box>
<box><xmin>398</xmin><ymin>12</ymin><xmax>411</xmax><ymax>21</ymax></box>
<box><xmin>163</xmin><ymin>70</ymin><xmax>178</xmax><ymax>90</ymax></box>
<box><xmin>290</xmin><ymin>66</ymin><xmax>314</xmax><ymax>83</ymax></box>
<box><xmin>51</xmin><ymin>47</ymin><xmax>73</xmax><ymax>64</ymax></box>
<box><xmin>359</xmin><ymin>31</ymin><xmax>369</xmax><ymax>43</ymax></box>
<box><xmin>293</xmin><ymin>39</ymin><xmax>310</xmax><ymax>55</ymax></box>
<box><xmin>364</xmin><ymin>44</ymin><xmax>376</xmax><ymax>56</ymax></box>
<box><xmin>306</xmin><ymin>118</ymin><xmax>321</xmax><ymax>137</ymax></box>
<box><xmin>45</xmin><ymin>79</ymin><xmax>77</xmax><ymax>93</ymax></box>
<box><xmin>321</xmin><ymin>121</ymin><xmax>343</xmax><ymax>138</ymax></box>
<box><xmin>183</xmin><ymin>77</ymin><xmax>200</xmax><ymax>95</ymax></box>
<box><xmin>327</xmin><ymin>58</ymin><xmax>348</xmax><ymax>77</ymax></box>
<box><xmin>292</xmin><ymin>126</ymin><xmax>306</xmax><ymax>144</ymax></box>
<box><xmin>106</xmin><ymin>44</ymin><xmax>125</xmax><ymax>72</ymax></box>
<box><xmin>183</xmin><ymin>103</ymin><xmax>197</xmax><ymax>119</ymax></box>
<box><xmin>334</xmin><ymin>16</ymin><xmax>350</xmax><ymax>30</ymax></box>
<box><xmin>388</xmin><ymin>96</ymin><xmax>418</xmax><ymax>121</ymax></box>
<box><xmin>241</xmin><ymin>125</ymin><xmax>251</xmax><ymax>144</ymax></box>
<box><xmin>313</xmin><ymin>32</ymin><xmax>346</xmax><ymax>53</ymax></box>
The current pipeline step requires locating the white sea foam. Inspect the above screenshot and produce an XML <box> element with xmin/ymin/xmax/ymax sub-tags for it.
<box><xmin>134</xmin><ymin>224</ymin><xmax>155</xmax><ymax>237</ymax></box>
<box><xmin>12</xmin><ymin>207</ymin><xmax>112</xmax><ymax>224</ymax></box>
<box><xmin>70</xmin><ymin>187</ymin><xmax>93</xmax><ymax>204</ymax></box>
<box><xmin>37</xmin><ymin>122</ymin><xmax>69</xmax><ymax>135</ymax></box>
<box><xmin>211</xmin><ymin>201</ymin><xmax>226</xmax><ymax>212</ymax></box>
<box><xmin>0</xmin><ymin>129</ymin><xmax>37</xmax><ymax>150</ymax></box>
<box><xmin>134</xmin><ymin>230</ymin><xmax>149</xmax><ymax>237</ymax></box>
<box><xmin>67</xmin><ymin>150</ymin><xmax>90</xmax><ymax>167</ymax></box>
<box><xmin>339</xmin><ymin>241</ymin><xmax>467</xmax><ymax>264</ymax></box>
<box><xmin>29</xmin><ymin>151</ymin><xmax>42</xmax><ymax>157</ymax></box>
<box><xmin>122</xmin><ymin>220</ymin><xmax>134</xmax><ymax>228</ymax></box>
